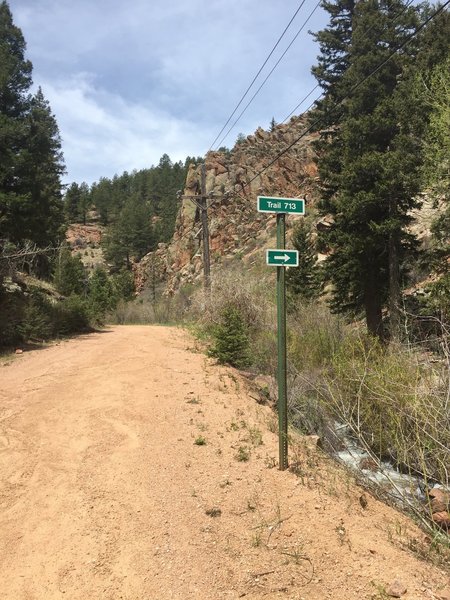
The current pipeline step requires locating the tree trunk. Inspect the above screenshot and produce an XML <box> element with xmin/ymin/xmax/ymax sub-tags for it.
<box><xmin>389</xmin><ymin>196</ymin><xmax>401</xmax><ymax>342</ymax></box>
<box><xmin>389</xmin><ymin>231</ymin><xmax>401</xmax><ymax>342</ymax></box>
<box><xmin>364</xmin><ymin>272</ymin><xmax>383</xmax><ymax>340</ymax></box>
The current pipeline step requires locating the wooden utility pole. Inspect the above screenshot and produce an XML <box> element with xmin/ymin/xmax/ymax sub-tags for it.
<box><xmin>200</xmin><ymin>163</ymin><xmax>211</xmax><ymax>289</ymax></box>
<box><xmin>179</xmin><ymin>162</ymin><xmax>212</xmax><ymax>290</ymax></box>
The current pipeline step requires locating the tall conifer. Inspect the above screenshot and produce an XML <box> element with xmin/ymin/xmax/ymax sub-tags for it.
<box><xmin>0</xmin><ymin>2</ymin><xmax>65</xmax><ymax>247</ymax></box>
<box><xmin>311</xmin><ymin>0</ymin><xmax>424</xmax><ymax>338</ymax></box>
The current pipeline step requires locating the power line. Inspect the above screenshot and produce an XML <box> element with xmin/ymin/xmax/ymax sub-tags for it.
<box><xmin>280</xmin><ymin>0</ymin><xmax>417</xmax><ymax>125</ymax></box>
<box><xmin>281</xmin><ymin>84</ymin><xmax>320</xmax><ymax>123</ymax></box>
<box><xmin>241</xmin><ymin>0</ymin><xmax>450</xmax><ymax>192</ymax></box>
<box><xmin>208</xmin><ymin>0</ymin><xmax>309</xmax><ymax>152</ymax></box>
<box><xmin>214</xmin><ymin>0</ymin><xmax>416</xmax><ymax>151</ymax></box>
<box><xmin>214</xmin><ymin>0</ymin><xmax>322</xmax><ymax>150</ymax></box>
<box><xmin>175</xmin><ymin>1</ymin><xmax>447</xmax><ymax>253</ymax></box>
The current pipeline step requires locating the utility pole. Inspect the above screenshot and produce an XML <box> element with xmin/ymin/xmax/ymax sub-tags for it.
<box><xmin>200</xmin><ymin>163</ymin><xmax>211</xmax><ymax>289</ymax></box>
<box><xmin>178</xmin><ymin>162</ymin><xmax>212</xmax><ymax>290</ymax></box>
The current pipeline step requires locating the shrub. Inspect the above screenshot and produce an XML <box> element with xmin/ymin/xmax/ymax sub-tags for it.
<box><xmin>52</xmin><ymin>295</ymin><xmax>91</xmax><ymax>335</ymax></box>
<box><xmin>190</xmin><ymin>267</ymin><xmax>275</xmax><ymax>371</ymax></box>
<box><xmin>288</xmin><ymin>301</ymin><xmax>344</xmax><ymax>371</ymax></box>
<box><xmin>0</xmin><ymin>291</ymin><xmax>25</xmax><ymax>346</ymax></box>
<box><xmin>209</xmin><ymin>305</ymin><xmax>251</xmax><ymax>368</ymax></box>
<box><xmin>112</xmin><ymin>269</ymin><xmax>135</xmax><ymax>301</ymax></box>
<box><xmin>17</xmin><ymin>292</ymin><xmax>53</xmax><ymax>341</ymax></box>
<box><xmin>320</xmin><ymin>333</ymin><xmax>450</xmax><ymax>483</ymax></box>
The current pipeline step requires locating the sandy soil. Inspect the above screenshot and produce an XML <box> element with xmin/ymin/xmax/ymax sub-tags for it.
<box><xmin>0</xmin><ymin>325</ymin><xmax>448</xmax><ymax>600</ymax></box>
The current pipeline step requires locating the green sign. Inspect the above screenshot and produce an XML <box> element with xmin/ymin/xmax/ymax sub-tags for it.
<box><xmin>257</xmin><ymin>196</ymin><xmax>305</xmax><ymax>215</ymax></box>
<box><xmin>266</xmin><ymin>249</ymin><xmax>299</xmax><ymax>267</ymax></box>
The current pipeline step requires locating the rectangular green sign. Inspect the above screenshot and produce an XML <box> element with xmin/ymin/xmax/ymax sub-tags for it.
<box><xmin>257</xmin><ymin>196</ymin><xmax>305</xmax><ymax>215</ymax></box>
<box><xmin>266</xmin><ymin>249</ymin><xmax>299</xmax><ymax>267</ymax></box>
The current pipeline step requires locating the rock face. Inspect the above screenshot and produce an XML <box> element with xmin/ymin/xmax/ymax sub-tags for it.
<box><xmin>66</xmin><ymin>223</ymin><xmax>105</xmax><ymax>272</ymax></box>
<box><xmin>137</xmin><ymin>115</ymin><xmax>319</xmax><ymax>293</ymax></box>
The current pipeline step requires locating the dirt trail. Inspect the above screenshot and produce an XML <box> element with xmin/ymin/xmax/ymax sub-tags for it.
<box><xmin>0</xmin><ymin>326</ymin><xmax>448</xmax><ymax>600</ymax></box>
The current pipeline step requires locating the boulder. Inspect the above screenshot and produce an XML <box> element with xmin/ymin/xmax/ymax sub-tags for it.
<box><xmin>432</xmin><ymin>511</ymin><xmax>450</xmax><ymax>530</ymax></box>
<box><xmin>386</xmin><ymin>580</ymin><xmax>407</xmax><ymax>598</ymax></box>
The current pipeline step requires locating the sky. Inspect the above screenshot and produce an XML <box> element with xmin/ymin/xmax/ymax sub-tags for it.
<box><xmin>9</xmin><ymin>0</ymin><xmax>329</xmax><ymax>185</ymax></box>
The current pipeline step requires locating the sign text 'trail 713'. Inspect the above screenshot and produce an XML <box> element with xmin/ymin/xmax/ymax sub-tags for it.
<box><xmin>257</xmin><ymin>196</ymin><xmax>305</xmax><ymax>215</ymax></box>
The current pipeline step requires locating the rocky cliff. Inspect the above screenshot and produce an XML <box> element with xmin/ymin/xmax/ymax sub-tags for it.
<box><xmin>137</xmin><ymin>114</ymin><xmax>320</xmax><ymax>293</ymax></box>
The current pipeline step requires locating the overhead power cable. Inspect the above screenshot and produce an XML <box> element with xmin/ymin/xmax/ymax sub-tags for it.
<box><xmin>241</xmin><ymin>0</ymin><xmax>450</xmax><ymax>191</ymax></box>
<box><xmin>280</xmin><ymin>0</ymin><xmax>417</xmax><ymax>125</ymax></box>
<box><xmin>208</xmin><ymin>0</ymin><xmax>308</xmax><ymax>152</ymax></box>
<box><xmin>214</xmin><ymin>0</ymin><xmax>415</xmax><ymax>150</ymax></box>
<box><xmin>214</xmin><ymin>0</ymin><xmax>322</xmax><ymax>150</ymax></box>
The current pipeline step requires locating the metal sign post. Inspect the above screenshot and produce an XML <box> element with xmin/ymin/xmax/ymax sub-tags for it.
<box><xmin>276</xmin><ymin>213</ymin><xmax>288</xmax><ymax>471</ymax></box>
<box><xmin>258</xmin><ymin>195</ymin><xmax>305</xmax><ymax>471</ymax></box>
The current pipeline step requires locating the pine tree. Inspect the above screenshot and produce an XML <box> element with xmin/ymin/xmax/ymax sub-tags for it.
<box><xmin>53</xmin><ymin>247</ymin><xmax>86</xmax><ymax>297</ymax></box>
<box><xmin>209</xmin><ymin>306</ymin><xmax>250</xmax><ymax>368</ymax></box>
<box><xmin>88</xmin><ymin>267</ymin><xmax>117</xmax><ymax>320</ymax></box>
<box><xmin>0</xmin><ymin>0</ymin><xmax>32</xmax><ymax>238</ymax></box>
<box><xmin>78</xmin><ymin>182</ymin><xmax>90</xmax><ymax>225</ymax></box>
<box><xmin>103</xmin><ymin>194</ymin><xmax>154</xmax><ymax>269</ymax></box>
<box><xmin>286</xmin><ymin>221</ymin><xmax>321</xmax><ymax>301</ymax></box>
<box><xmin>15</xmin><ymin>87</ymin><xmax>65</xmax><ymax>245</ymax></box>
<box><xmin>90</xmin><ymin>177</ymin><xmax>112</xmax><ymax>225</ymax></box>
<box><xmin>0</xmin><ymin>3</ymin><xmax>65</xmax><ymax>247</ymax></box>
<box><xmin>311</xmin><ymin>0</ymin><xmax>423</xmax><ymax>339</ymax></box>
<box><xmin>64</xmin><ymin>182</ymin><xmax>82</xmax><ymax>222</ymax></box>
<box><xmin>422</xmin><ymin>55</ymin><xmax>450</xmax><ymax>277</ymax></box>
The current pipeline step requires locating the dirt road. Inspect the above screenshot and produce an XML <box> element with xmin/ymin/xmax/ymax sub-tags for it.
<box><xmin>0</xmin><ymin>326</ymin><xmax>448</xmax><ymax>599</ymax></box>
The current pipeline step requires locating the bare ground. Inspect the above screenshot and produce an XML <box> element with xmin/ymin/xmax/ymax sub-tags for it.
<box><xmin>0</xmin><ymin>325</ymin><xmax>448</xmax><ymax>600</ymax></box>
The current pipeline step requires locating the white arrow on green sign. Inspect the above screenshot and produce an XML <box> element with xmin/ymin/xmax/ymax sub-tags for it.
<box><xmin>257</xmin><ymin>196</ymin><xmax>305</xmax><ymax>215</ymax></box>
<box><xmin>266</xmin><ymin>249</ymin><xmax>299</xmax><ymax>267</ymax></box>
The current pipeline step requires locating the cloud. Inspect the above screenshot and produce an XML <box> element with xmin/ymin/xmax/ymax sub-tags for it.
<box><xmin>9</xmin><ymin>0</ymin><xmax>329</xmax><ymax>183</ymax></box>
<box><xmin>42</xmin><ymin>74</ymin><xmax>210</xmax><ymax>184</ymax></box>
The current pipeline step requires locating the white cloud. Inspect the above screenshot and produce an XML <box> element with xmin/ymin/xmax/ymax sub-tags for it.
<box><xmin>41</xmin><ymin>74</ymin><xmax>210</xmax><ymax>184</ymax></box>
<box><xmin>9</xmin><ymin>0</ymin><xmax>329</xmax><ymax>183</ymax></box>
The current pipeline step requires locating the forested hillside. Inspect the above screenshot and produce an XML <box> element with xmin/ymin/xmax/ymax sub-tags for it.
<box><xmin>64</xmin><ymin>154</ymin><xmax>200</xmax><ymax>269</ymax></box>
<box><xmin>0</xmin><ymin>0</ymin><xmax>200</xmax><ymax>346</ymax></box>
<box><xmin>144</xmin><ymin>0</ymin><xmax>449</xmax><ymax>341</ymax></box>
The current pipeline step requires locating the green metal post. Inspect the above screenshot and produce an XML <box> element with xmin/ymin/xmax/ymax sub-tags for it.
<box><xmin>276</xmin><ymin>213</ymin><xmax>288</xmax><ymax>470</ymax></box>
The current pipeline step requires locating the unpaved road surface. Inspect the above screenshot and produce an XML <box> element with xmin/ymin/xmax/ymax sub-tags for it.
<box><xmin>0</xmin><ymin>326</ymin><xmax>448</xmax><ymax>599</ymax></box>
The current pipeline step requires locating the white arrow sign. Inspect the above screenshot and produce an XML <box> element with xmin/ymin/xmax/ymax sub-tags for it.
<box><xmin>266</xmin><ymin>249</ymin><xmax>299</xmax><ymax>267</ymax></box>
<box><xmin>274</xmin><ymin>253</ymin><xmax>291</xmax><ymax>262</ymax></box>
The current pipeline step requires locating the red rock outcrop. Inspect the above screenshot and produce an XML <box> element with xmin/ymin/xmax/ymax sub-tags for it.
<box><xmin>137</xmin><ymin>114</ymin><xmax>320</xmax><ymax>293</ymax></box>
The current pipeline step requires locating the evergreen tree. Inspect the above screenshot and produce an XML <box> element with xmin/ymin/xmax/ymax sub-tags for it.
<box><xmin>78</xmin><ymin>181</ymin><xmax>90</xmax><ymax>225</ymax></box>
<box><xmin>90</xmin><ymin>177</ymin><xmax>113</xmax><ymax>224</ymax></box>
<box><xmin>311</xmin><ymin>0</ymin><xmax>424</xmax><ymax>339</ymax></box>
<box><xmin>102</xmin><ymin>194</ymin><xmax>154</xmax><ymax>269</ymax></box>
<box><xmin>0</xmin><ymin>0</ymin><xmax>32</xmax><ymax>238</ymax></box>
<box><xmin>421</xmin><ymin>55</ymin><xmax>450</xmax><ymax>276</ymax></box>
<box><xmin>88</xmin><ymin>266</ymin><xmax>117</xmax><ymax>319</ymax></box>
<box><xmin>111</xmin><ymin>269</ymin><xmax>135</xmax><ymax>301</ymax></box>
<box><xmin>53</xmin><ymin>247</ymin><xmax>86</xmax><ymax>297</ymax></box>
<box><xmin>286</xmin><ymin>222</ymin><xmax>321</xmax><ymax>301</ymax></box>
<box><xmin>209</xmin><ymin>306</ymin><xmax>251</xmax><ymax>368</ymax></box>
<box><xmin>15</xmin><ymin>87</ymin><xmax>65</xmax><ymax>245</ymax></box>
<box><xmin>64</xmin><ymin>182</ymin><xmax>82</xmax><ymax>222</ymax></box>
<box><xmin>0</xmin><ymin>3</ymin><xmax>65</xmax><ymax>247</ymax></box>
